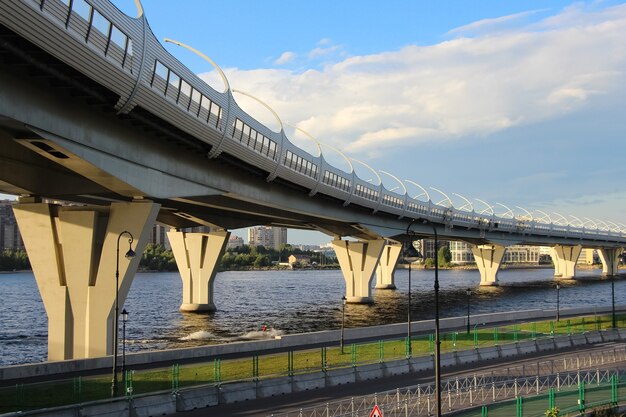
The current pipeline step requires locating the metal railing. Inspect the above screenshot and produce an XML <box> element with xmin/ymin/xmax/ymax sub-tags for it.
<box><xmin>269</xmin><ymin>352</ymin><xmax>626</xmax><ymax>417</ymax></box>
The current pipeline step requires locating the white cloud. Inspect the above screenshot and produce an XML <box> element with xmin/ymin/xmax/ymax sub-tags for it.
<box><xmin>448</xmin><ymin>9</ymin><xmax>548</xmax><ymax>35</ymax></box>
<box><xmin>200</xmin><ymin>3</ymin><xmax>626</xmax><ymax>159</ymax></box>
<box><xmin>274</xmin><ymin>51</ymin><xmax>296</xmax><ymax>65</ymax></box>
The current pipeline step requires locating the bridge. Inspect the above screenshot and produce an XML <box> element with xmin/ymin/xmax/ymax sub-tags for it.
<box><xmin>0</xmin><ymin>0</ymin><xmax>624</xmax><ymax>362</ymax></box>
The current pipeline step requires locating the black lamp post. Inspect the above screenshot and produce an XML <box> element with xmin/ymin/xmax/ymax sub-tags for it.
<box><xmin>466</xmin><ymin>288</ymin><xmax>471</xmax><ymax>334</ymax></box>
<box><xmin>121</xmin><ymin>308</ymin><xmax>129</xmax><ymax>387</ymax></box>
<box><xmin>419</xmin><ymin>219</ymin><xmax>441</xmax><ymax>417</ymax></box>
<box><xmin>556</xmin><ymin>283</ymin><xmax>560</xmax><ymax>322</ymax></box>
<box><xmin>404</xmin><ymin>221</ymin><xmax>421</xmax><ymax>356</ymax></box>
<box><xmin>111</xmin><ymin>231</ymin><xmax>135</xmax><ymax>397</ymax></box>
<box><xmin>340</xmin><ymin>295</ymin><xmax>347</xmax><ymax>353</ymax></box>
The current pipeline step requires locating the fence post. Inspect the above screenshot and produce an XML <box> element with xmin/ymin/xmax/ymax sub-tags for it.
<box><xmin>548</xmin><ymin>388</ymin><xmax>555</xmax><ymax>410</ymax></box>
<box><xmin>532</xmin><ymin>322</ymin><xmax>537</xmax><ymax>340</ymax></box>
<box><xmin>429</xmin><ymin>334</ymin><xmax>435</xmax><ymax>354</ymax></box>
<box><xmin>379</xmin><ymin>340</ymin><xmax>384</xmax><ymax>363</ymax></box>
<box><xmin>612</xmin><ymin>373</ymin><xmax>618</xmax><ymax>405</ymax></box>
<box><xmin>578</xmin><ymin>382</ymin><xmax>585</xmax><ymax>414</ymax></box>
<box><xmin>73</xmin><ymin>376</ymin><xmax>82</xmax><ymax>403</ymax></box>
<box><xmin>213</xmin><ymin>358</ymin><xmax>221</xmax><ymax>384</ymax></box>
<box><xmin>581</xmin><ymin>317</ymin><xmax>586</xmax><ymax>333</ymax></box>
<box><xmin>473</xmin><ymin>327</ymin><xmax>478</xmax><ymax>348</ymax></box>
<box><xmin>171</xmin><ymin>363</ymin><xmax>180</xmax><ymax>392</ymax></box>
<box><xmin>481</xmin><ymin>405</ymin><xmax>488</xmax><ymax>417</ymax></box>
<box><xmin>321</xmin><ymin>347</ymin><xmax>327</xmax><ymax>372</ymax></box>
<box><xmin>550</xmin><ymin>321</ymin><xmax>555</xmax><ymax>336</ymax></box>
<box><xmin>125</xmin><ymin>370</ymin><xmax>133</xmax><ymax>398</ymax></box>
<box><xmin>566</xmin><ymin>319</ymin><xmax>571</xmax><ymax>336</ymax></box>
<box><xmin>288</xmin><ymin>350</ymin><xmax>294</xmax><ymax>377</ymax></box>
<box><xmin>494</xmin><ymin>327</ymin><xmax>499</xmax><ymax>346</ymax></box>
<box><xmin>351</xmin><ymin>344</ymin><xmax>357</xmax><ymax>366</ymax></box>
<box><xmin>252</xmin><ymin>355</ymin><xmax>259</xmax><ymax>381</ymax></box>
<box><xmin>516</xmin><ymin>396</ymin><xmax>522</xmax><ymax>417</ymax></box>
<box><xmin>452</xmin><ymin>332</ymin><xmax>457</xmax><ymax>351</ymax></box>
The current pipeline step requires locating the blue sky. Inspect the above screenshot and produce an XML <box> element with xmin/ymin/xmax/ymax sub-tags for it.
<box><xmin>5</xmin><ymin>0</ymin><xmax>626</xmax><ymax>245</ymax></box>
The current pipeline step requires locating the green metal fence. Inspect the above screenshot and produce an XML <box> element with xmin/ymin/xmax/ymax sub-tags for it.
<box><xmin>0</xmin><ymin>313</ymin><xmax>624</xmax><ymax>413</ymax></box>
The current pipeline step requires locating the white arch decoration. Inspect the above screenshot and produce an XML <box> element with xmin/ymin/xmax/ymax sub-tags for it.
<box><xmin>351</xmin><ymin>158</ymin><xmax>381</xmax><ymax>186</ymax></box>
<box><xmin>495</xmin><ymin>202</ymin><xmax>514</xmax><ymax>219</ymax></box>
<box><xmin>534</xmin><ymin>210</ymin><xmax>552</xmax><ymax>224</ymax></box>
<box><xmin>380</xmin><ymin>171</ymin><xmax>407</xmax><ymax>195</ymax></box>
<box><xmin>595</xmin><ymin>219</ymin><xmax>610</xmax><ymax>231</ymax></box>
<box><xmin>569</xmin><ymin>215</ymin><xmax>584</xmax><ymax>228</ymax></box>
<box><xmin>552</xmin><ymin>212</ymin><xmax>569</xmax><ymax>226</ymax></box>
<box><xmin>430</xmin><ymin>187</ymin><xmax>453</xmax><ymax>208</ymax></box>
<box><xmin>232</xmin><ymin>89</ymin><xmax>283</xmax><ymax>133</ymax></box>
<box><xmin>405</xmin><ymin>180</ymin><xmax>430</xmax><ymax>202</ymax></box>
<box><xmin>515</xmin><ymin>206</ymin><xmax>533</xmax><ymax>221</ymax></box>
<box><xmin>474</xmin><ymin>198</ymin><xmax>495</xmax><ymax>216</ymax></box>
<box><xmin>452</xmin><ymin>193</ymin><xmax>474</xmax><ymax>212</ymax></box>
<box><xmin>583</xmin><ymin>217</ymin><xmax>598</xmax><ymax>229</ymax></box>
<box><xmin>164</xmin><ymin>39</ymin><xmax>230</xmax><ymax>93</ymax></box>
<box><xmin>284</xmin><ymin>123</ymin><xmax>322</xmax><ymax>157</ymax></box>
<box><xmin>133</xmin><ymin>0</ymin><xmax>144</xmax><ymax>18</ymax></box>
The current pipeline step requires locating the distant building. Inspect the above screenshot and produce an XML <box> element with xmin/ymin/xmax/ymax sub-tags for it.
<box><xmin>288</xmin><ymin>254</ymin><xmax>311</xmax><ymax>266</ymax></box>
<box><xmin>449</xmin><ymin>241</ymin><xmax>545</xmax><ymax>264</ymax></box>
<box><xmin>227</xmin><ymin>235</ymin><xmax>244</xmax><ymax>250</ymax></box>
<box><xmin>0</xmin><ymin>200</ymin><xmax>24</xmax><ymax>251</ymax></box>
<box><xmin>418</xmin><ymin>239</ymin><xmax>448</xmax><ymax>259</ymax></box>
<box><xmin>248</xmin><ymin>226</ymin><xmax>287</xmax><ymax>250</ymax></box>
<box><xmin>150</xmin><ymin>224</ymin><xmax>171</xmax><ymax>250</ymax></box>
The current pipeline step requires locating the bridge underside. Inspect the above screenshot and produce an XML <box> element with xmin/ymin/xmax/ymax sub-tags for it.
<box><xmin>0</xmin><ymin>20</ymin><xmax>623</xmax><ymax>361</ymax></box>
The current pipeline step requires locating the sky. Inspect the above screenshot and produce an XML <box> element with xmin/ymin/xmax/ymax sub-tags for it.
<box><xmin>4</xmin><ymin>0</ymin><xmax>626</xmax><ymax>244</ymax></box>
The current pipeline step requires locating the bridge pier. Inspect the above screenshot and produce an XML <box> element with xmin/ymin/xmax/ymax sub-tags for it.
<box><xmin>375</xmin><ymin>242</ymin><xmax>402</xmax><ymax>289</ymax></box>
<box><xmin>471</xmin><ymin>244</ymin><xmax>506</xmax><ymax>286</ymax></box>
<box><xmin>332</xmin><ymin>239</ymin><xmax>386</xmax><ymax>303</ymax></box>
<box><xmin>550</xmin><ymin>244</ymin><xmax>582</xmax><ymax>279</ymax></box>
<box><xmin>12</xmin><ymin>200</ymin><xmax>159</xmax><ymax>361</ymax></box>
<box><xmin>598</xmin><ymin>247</ymin><xmax>622</xmax><ymax>276</ymax></box>
<box><xmin>167</xmin><ymin>230</ymin><xmax>230</xmax><ymax>312</ymax></box>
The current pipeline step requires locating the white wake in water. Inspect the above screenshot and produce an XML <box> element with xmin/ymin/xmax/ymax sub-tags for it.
<box><xmin>179</xmin><ymin>330</ymin><xmax>217</xmax><ymax>341</ymax></box>
<box><xmin>241</xmin><ymin>328</ymin><xmax>284</xmax><ymax>340</ymax></box>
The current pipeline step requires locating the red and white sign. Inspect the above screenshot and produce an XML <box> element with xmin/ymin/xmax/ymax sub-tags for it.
<box><xmin>369</xmin><ymin>404</ymin><xmax>383</xmax><ymax>417</ymax></box>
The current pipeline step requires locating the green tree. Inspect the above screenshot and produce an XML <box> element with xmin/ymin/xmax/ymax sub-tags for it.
<box><xmin>424</xmin><ymin>258</ymin><xmax>435</xmax><ymax>268</ymax></box>
<box><xmin>438</xmin><ymin>246</ymin><xmax>452</xmax><ymax>267</ymax></box>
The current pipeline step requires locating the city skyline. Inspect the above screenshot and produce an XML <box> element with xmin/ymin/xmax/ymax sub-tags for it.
<box><xmin>3</xmin><ymin>0</ymin><xmax>625</xmax><ymax>245</ymax></box>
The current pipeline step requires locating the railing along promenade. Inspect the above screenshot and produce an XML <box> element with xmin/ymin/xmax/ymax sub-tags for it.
<box><xmin>1</xmin><ymin>0</ymin><xmax>625</xmax><ymax>241</ymax></box>
<box><xmin>1</xmin><ymin>313</ymin><xmax>626</xmax><ymax>414</ymax></box>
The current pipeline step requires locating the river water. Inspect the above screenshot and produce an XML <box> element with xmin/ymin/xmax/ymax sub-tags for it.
<box><xmin>0</xmin><ymin>267</ymin><xmax>621</xmax><ymax>366</ymax></box>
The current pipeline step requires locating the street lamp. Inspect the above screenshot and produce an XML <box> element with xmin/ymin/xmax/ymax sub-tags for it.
<box><xmin>556</xmin><ymin>283</ymin><xmax>560</xmax><ymax>322</ymax></box>
<box><xmin>111</xmin><ymin>231</ymin><xmax>135</xmax><ymax>397</ymax></box>
<box><xmin>466</xmin><ymin>288</ymin><xmax>471</xmax><ymax>334</ymax></box>
<box><xmin>121</xmin><ymin>308</ymin><xmax>129</xmax><ymax>388</ymax></box>
<box><xmin>405</xmin><ymin>221</ymin><xmax>421</xmax><ymax>356</ymax></box>
<box><xmin>340</xmin><ymin>295</ymin><xmax>347</xmax><ymax>353</ymax></box>
<box><xmin>421</xmin><ymin>219</ymin><xmax>442</xmax><ymax>417</ymax></box>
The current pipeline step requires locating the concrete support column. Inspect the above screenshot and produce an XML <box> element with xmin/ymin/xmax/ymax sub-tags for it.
<box><xmin>12</xmin><ymin>201</ymin><xmax>159</xmax><ymax>361</ymax></box>
<box><xmin>598</xmin><ymin>247</ymin><xmax>622</xmax><ymax>276</ymax></box>
<box><xmin>471</xmin><ymin>244</ymin><xmax>506</xmax><ymax>286</ymax></box>
<box><xmin>550</xmin><ymin>244</ymin><xmax>582</xmax><ymax>279</ymax></box>
<box><xmin>332</xmin><ymin>239</ymin><xmax>385</xmax><ymax>303</ymax></box>
<box><xmin>167</xmin><ymin>230</ymin><xmax>230</xmax><ymax>312</ymax></box>
<box><xmin>375</xmin><ymin>242</ymin><xmax>402</xmax><ymax>289</ymax></box>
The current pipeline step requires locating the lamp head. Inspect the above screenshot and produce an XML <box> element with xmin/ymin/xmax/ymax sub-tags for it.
<box><xmin>341</xmin><ymin>295</ymin><xmax>347</xmax><ymax>305</ymax></box>
<box><xmin>121</xmin><ymin>308</ymin><xmax>129</xmax><ymax>322</ymax></box>
<box><xmin>466</xmin><ymin>288</ymin><xmax>471</xmax><ymax>296</ymax></box>
<box><xmin>125</xmin><ymin>248</ymin><xmax>136</xmax><ymax>260</ymax></box>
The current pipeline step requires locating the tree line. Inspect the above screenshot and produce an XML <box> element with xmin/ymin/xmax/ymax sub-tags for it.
<box><xmin>0</xmin><ymin>243</ymin><xmax>337</xmax><ymax>272</ymax></box>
